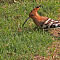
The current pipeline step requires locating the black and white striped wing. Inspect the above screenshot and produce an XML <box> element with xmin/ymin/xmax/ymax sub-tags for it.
<box><xmin>43</xmin><ymin>18</ymin><xmax>60</xmax><ymax>28</ymax></box>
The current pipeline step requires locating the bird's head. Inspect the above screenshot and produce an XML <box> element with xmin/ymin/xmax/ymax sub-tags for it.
<box><xmin>22</xmin><ymin>5</ymin><xmax>43</xmax><ymax>27</ymax></box>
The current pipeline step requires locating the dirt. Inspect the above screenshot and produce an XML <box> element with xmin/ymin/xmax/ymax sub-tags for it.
<box><xmin>33</xmin><ymin>39</ymin><xmax>60</xmax><ymax>60</ymax></box>
<box><xmin>46</xmin><ymin>40</ymin><xmax>60</xmax><ymax>60</ymax></box>
<box><xmin>49</xmin><ymin>28</ymin><xmax>60</xmax><ymax>37</ymax></box>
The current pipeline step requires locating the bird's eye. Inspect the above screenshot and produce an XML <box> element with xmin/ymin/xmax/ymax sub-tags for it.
<box><xmin>31</xmin><ymin>14</ymin><xmax>34</xmax><ymax>16</ymax></box>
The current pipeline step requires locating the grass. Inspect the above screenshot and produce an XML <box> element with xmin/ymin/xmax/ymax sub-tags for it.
<box><xmin>0</xmin><ymin>0</ymin><xmax>60</xmax><ymax>60</ymax></box>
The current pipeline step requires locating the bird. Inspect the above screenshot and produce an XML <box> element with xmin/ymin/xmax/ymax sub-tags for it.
<box><xmin>22</xmin><ymin>5</ymin><xmax>60</xmax><ymax>29</ymax></box>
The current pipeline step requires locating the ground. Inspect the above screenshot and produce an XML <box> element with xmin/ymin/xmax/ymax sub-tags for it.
<box><xmin>0</xmin><ymin>0</ymin><xmax>60</xmax><ymax>60</ymax></box>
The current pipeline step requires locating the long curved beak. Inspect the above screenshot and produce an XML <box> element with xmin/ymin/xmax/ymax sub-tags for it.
<box><xmin>22</xmin><ymin>17</ymin><xmax>30</xmax><ymax>27</ymax></box>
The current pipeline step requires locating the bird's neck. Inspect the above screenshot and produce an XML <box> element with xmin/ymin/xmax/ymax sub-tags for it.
<box><xmin>32</xmin><ymin>12</ymin><xmax>42</xmax><ymax>21</ymax></box>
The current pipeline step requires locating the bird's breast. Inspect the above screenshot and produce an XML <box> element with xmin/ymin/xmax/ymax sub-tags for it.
<box><xmin>33</xmin><ymin>18</ymin><xmax>44</xmax><ymax>27</ymax></box>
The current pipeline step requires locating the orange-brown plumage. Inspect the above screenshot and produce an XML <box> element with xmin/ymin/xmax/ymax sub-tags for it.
<box><xmin>29</xmin><ymin>7</ymin><xmax>48</xmax><ymax>26</ymax></box>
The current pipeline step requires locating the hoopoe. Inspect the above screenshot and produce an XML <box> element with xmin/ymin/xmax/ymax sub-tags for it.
<box><xmin>22</xmin><ymin>5</ymin><xmax>60</xmax><ymax>29</ymax></box>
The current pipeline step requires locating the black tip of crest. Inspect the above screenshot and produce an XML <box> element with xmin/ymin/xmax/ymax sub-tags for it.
<box><xmin>36</xmin><ymin>5</ymin><xmax>43</xmax><ymax>8</ymax></box>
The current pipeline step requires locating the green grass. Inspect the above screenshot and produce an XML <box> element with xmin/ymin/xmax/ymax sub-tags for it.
<box><xmin>0</xmin><ymin>0</ymin><xmax>60</xmax><ymax>60</ymax></box>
